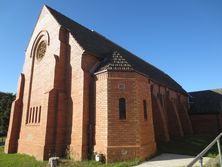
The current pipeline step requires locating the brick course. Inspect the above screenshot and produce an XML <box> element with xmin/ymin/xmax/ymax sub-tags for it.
<box><xmin>5</xmin><ymin>5</ymin><xmax>192</xmax><ymax>163</ymax></box>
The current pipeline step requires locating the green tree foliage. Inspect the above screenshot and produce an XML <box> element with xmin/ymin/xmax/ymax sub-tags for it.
<box><xmin>0</xmin><ymin>92</ymin><xmax>15</xmax><ymax>136</ymax></box>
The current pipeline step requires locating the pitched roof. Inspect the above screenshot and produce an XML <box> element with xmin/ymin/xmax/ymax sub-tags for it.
<box><xmin>45</xmin><ymin>5</ymin><xmax>186</xmax><ymax>94</ymax></box>
<box><xmin>189</xmin><ymin>89</ymin><xmax>222</xmax><ymax>114</ymax></box>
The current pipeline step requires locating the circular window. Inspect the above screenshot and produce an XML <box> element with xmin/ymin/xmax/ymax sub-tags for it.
<box><xmin>36</xmin><ymin>41</ymin><xmax>47</xmax><ymax>60</ymax></box>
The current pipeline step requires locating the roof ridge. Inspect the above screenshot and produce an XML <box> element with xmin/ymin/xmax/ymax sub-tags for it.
<box><xmin>45</xmin><ymin>5</ymin><xmax>160</xmax><ymax>70</ymax></box>
<box><xmin>45</xmin><ymin>5</ymin><xmax>96</xmax><ymax>40</ymax></box>
<box><xmin>189</xmin><ymin>88</ymin><xmax>222</xmax><ymax>93</ymax></box>
<box><xmin>46</xmin><ymin>5</ymin><xmax>94</xmax><ymax>32</ymax></box>
<box><xmin>43</xmin><ymin>5</ymin><xmax>186</xmax><ymax>94</ymax></box>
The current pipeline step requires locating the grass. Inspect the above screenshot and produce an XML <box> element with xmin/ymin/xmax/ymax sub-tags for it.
<box><xmin>0</xmin><ymin>134</ymin><xmax>219</xmax><ymax>166</ymax></box>
<box><xmin>58</xmin><ymin>159</ymin><xmax>140</xmax><ymax>167</ymax></box>
<box><xmin>0</xmin><ymin>146</ymin><xmax>47</xmax><ymax>167</ymax></box>
<box><xmin>158</xmin><ymin>134</ymin><xmax>219</xmax><ymax>158</ymax></box>
<box><xmin>0</xmin><ymin>145</ymin><xmax>140</xmax><ymax>167</ymax></box>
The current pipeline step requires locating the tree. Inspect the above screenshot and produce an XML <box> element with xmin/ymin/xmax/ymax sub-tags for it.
<box><xmin>0</xmin><ymin>92</ymin><xmax>15</xmax><ymax>136</ymax></box>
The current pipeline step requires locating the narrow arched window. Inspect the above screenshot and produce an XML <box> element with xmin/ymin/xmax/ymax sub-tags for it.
<box><xmin>29</xmin><ymin>108</ymin><xmax>32</xmax><ymax>123</ymax></box>
<box><xmin>119</xmin><ymin>98</ymin><xmax>126</xmax><ymax>120</ymax></box>
<box><xmin>143</xmin><ymin>100</ymin><xmax>148</xmax><ymax>120</ymax></box>
<box><xmin>32</xmin><ymin>107</ymin><xmax>35</xmax><ymax>123</ymax></box>
<box><xmin>38</xmin><ymin>106</ymin><xmax>41</xmax><ymax>123</ymax></box>
<box><xmin>35</xmin><ymin>107</ymin><xmax>38</xmax><ymax>123</ymax></box>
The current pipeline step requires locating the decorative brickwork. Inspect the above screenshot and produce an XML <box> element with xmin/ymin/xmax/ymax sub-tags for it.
<box><xmin>5</xmin><ymin>5</ymin><xmax>192</xmax><ymax>163</ymax></box>
<box><xmin>97</xmin><ymin>51</ymin><xmax>133</xmax><ymax>72</ymax></box>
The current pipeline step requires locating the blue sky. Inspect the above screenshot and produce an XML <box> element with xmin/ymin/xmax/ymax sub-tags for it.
<box><xmin>0</xmin><ymin>0</ymin><xmax>221</xmax><ymax>93</ymax></box>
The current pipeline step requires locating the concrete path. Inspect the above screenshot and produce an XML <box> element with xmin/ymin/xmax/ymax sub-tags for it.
<box><xmin>135</xmin><ymin>153</ymin><xmax>213</xmax><ymax>167</ymax></box>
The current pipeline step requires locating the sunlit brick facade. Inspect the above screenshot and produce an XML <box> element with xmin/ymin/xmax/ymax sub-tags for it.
<box><xmin>5</xmin><ymin>5</ymin><xmax>193</xmax><ymax>162</ymax></box>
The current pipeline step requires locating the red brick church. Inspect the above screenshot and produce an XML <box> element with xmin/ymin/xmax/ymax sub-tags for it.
<box><xmin>5</xmin><ymin>5</ymin><xmax>193</xmax><ymax>162</ymax></box>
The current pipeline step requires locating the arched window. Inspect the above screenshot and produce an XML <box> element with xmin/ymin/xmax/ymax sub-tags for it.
<box><xmin>143</xmin><ymin>100</ymin><xmax>148</xmax><ymax>120</ymax></box>
<box><xmin>119</xmin><ymin>98</ymin><xmax>126</xmax><ymax>120</ymax></box>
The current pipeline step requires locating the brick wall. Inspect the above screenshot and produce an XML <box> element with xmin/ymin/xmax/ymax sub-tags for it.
<box><xmin>5</xmin><ymin>6</ymin><xmax>71</xmax><ymax>160</ymax></box>
<box><xmin>66</xmin><ymin>34</ymin><xmax>84</xmax><ymax>160</ymax></box>
<box><xmin>94</xmin><ymin>72</ymin><xmax>108</xmax><ymax>158</ymax></box>
<box><xmin>151</xmin><ymin>83</ymin><xmax>192</xmax><ymax>142</ymax></box>
<box><xmin>5</xmin><ymin>74</ymin><xmax>24</xmax><ymax>153</ymax></box>
<box><xmin>135</xmin><ymin>74</ymin><xmax>156</xmax><ymax>160</ymax></box>
<box><xmin>69</xmin><ymin>35</ymin><xmax>99</xmax><ymax>160</ymax></box>
<box><xmin>5</xmin><ymin>5</ymin><xmax>193</xmax><ymax>163</ymax></box>
<box><xmin>10</xmin><ymin>7</ymin><xmax>62</xmax><ymax>160</ymax></box>
<box><xmin>190</xmin><ymin>114</ymin><xmax>222</xmax><ymax>134</ymax></box>
<box><xmin>94</xmin><ymin>71</ymin><xmax>156</xmax><ymax>162</ymax></box>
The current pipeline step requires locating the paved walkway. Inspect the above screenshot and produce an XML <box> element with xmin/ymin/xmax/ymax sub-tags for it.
<box><xmin>135</xmin><ymin>153</ymin><xmax>212</xmax><ymax>167</ymax></box>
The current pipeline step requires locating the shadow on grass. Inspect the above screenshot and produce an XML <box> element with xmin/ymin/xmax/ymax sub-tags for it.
<box><xmin>157</xmin><ymin>134</ymin><xmax>219</xmax><ymax>158</ymax></box>
<box><xmin>1</xmin><ymin>134</ymin><xmax>218</xmax><ymax>167</ymax></box>
<box><xmin>0</xmin><ymin>145</ymin><xmax>141</xmax><ymax>167</ymax></box>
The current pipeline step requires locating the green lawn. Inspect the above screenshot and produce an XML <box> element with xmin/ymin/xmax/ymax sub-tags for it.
<box><xmin>0</xmin><ymin>134</ymin><xmax>219</xmax><ymax>166</ymax></box>
<box><xmin>0</xmin><ymin>146</ymin><xmax>47</xmax><ymax>167</ymax></box>
<box><xmin>58</xmin><ymin>160</ymin><xmax>140</xmax><ymax>167</ymax></box>
<box><xmin>158</xmin><ymin>134</ymin><xmax>219</xmax><ymax>157</ymax></box>
<box><xmin>0</xmin><ymin>146</ymin><xmax>140</xmax><ymax>167</ymax></box>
